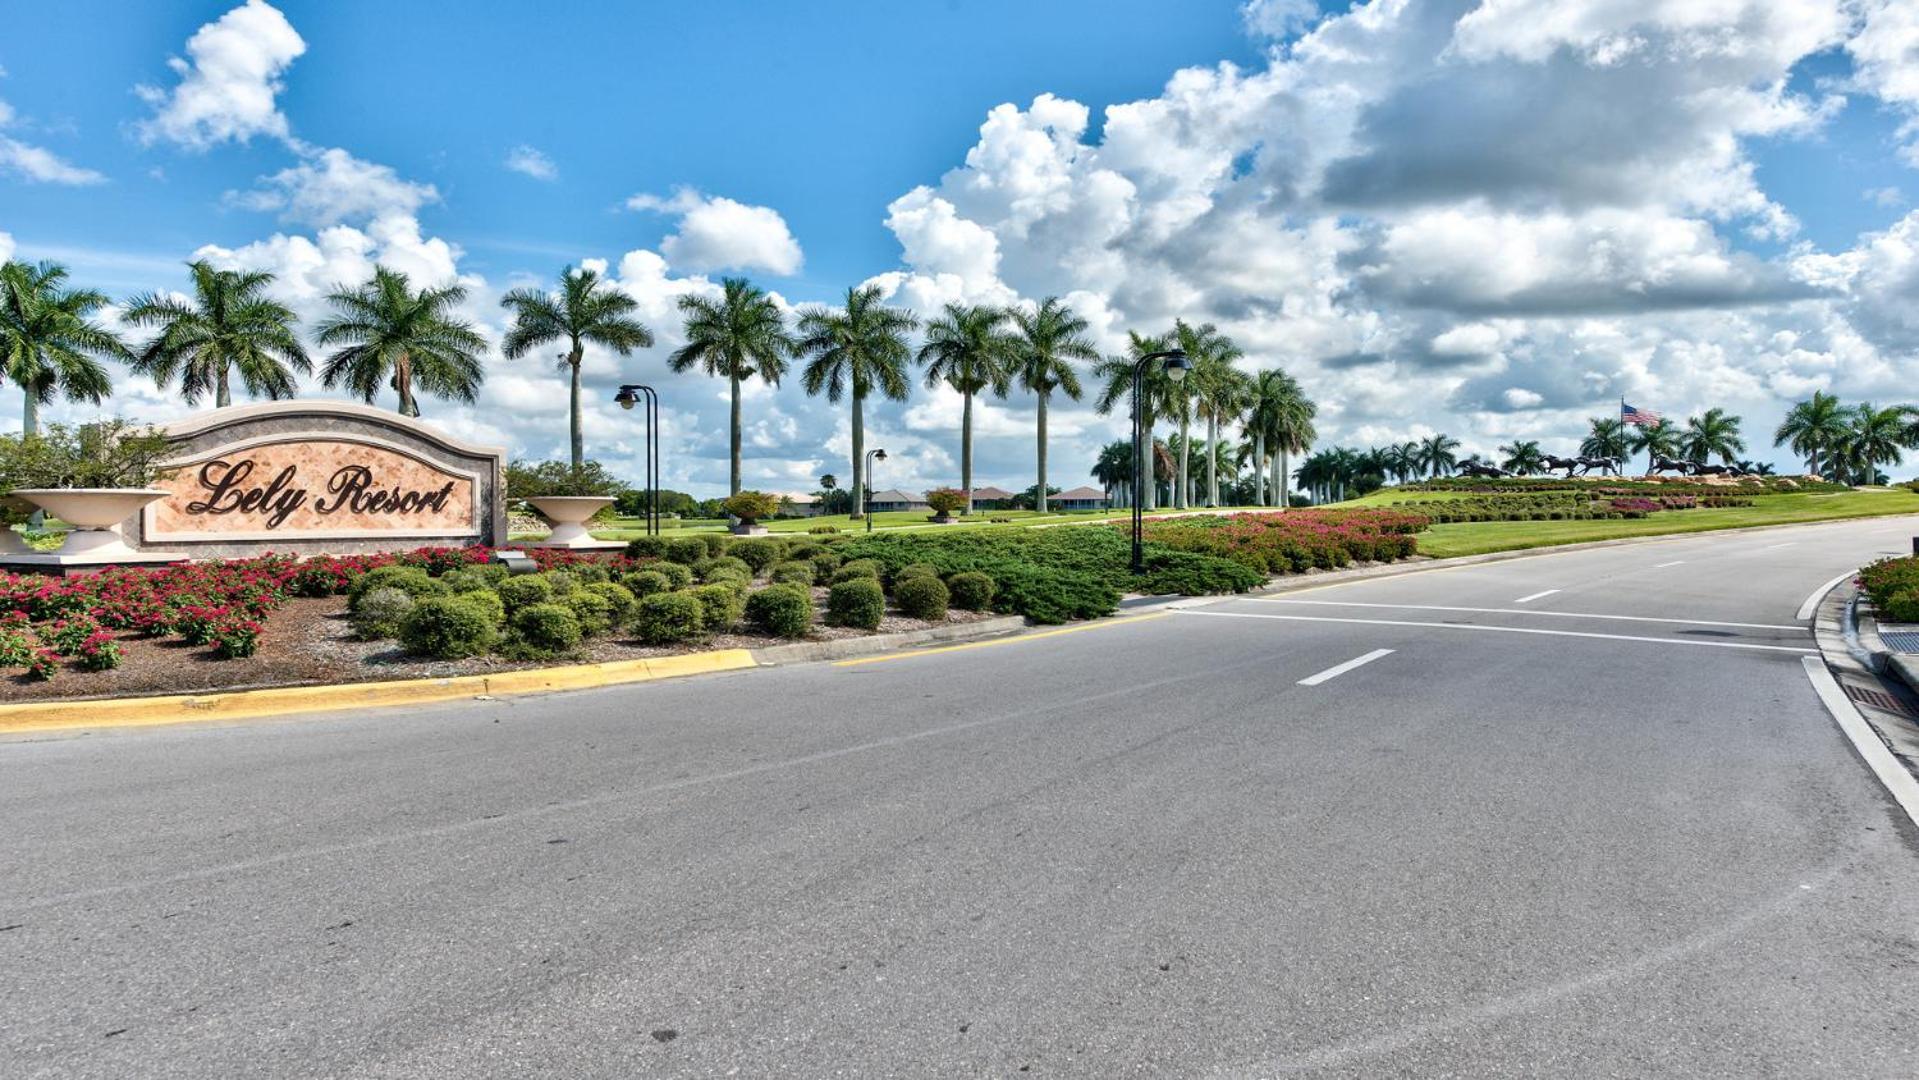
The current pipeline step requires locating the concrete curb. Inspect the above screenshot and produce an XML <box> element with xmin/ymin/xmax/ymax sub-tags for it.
<box><xmin>753</xmin><ymin>616</ymin><xmax>1027</xmax><ymax>665</ymax></box>
<box><xmin>1809</xmin><ymin>578</ymin><xmax>1919</xmax><ymax>785</ymax></box>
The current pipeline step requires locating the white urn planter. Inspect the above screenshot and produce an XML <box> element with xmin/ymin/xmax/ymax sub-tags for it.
<box><xmin>9</xmin><ymin>488</ymin><xmax>173</xmax><ymax>563</ymax></box>
<box><xmin>728</xmin><ymin>522</ymin><xmax>769</xmax><ymax>536</ymax></box>
<box><xmin>525</xmin><ymin>495</ymin><xmax>621</xmax><ymax>549</ymax></box>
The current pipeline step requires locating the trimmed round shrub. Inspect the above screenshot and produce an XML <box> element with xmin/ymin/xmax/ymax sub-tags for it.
<box><xmin>729</xmin><ymin>537</ymin><xmax>782</xmax><ymax>574</ymax></box>
<box><xmin>702</xmin><ymin>565</ymin><xmax>752</xmax><ymax>593</ymax></box>
<box><xmin>571</xmin><ymin>562</ymin><xmax>610</xmax><ymax>584</ymax></box>
<box><xmin>439</xmin><ymin>568</ymin><xmax>491</xmax><ymax>594</ymax></box>
<box><xmin>784</xmin><ymin>542</ymin><xmax>823</xmax><ymax>562</ymax></box>
<box><xmin>826</xmin><ymin>578</ymin><xmax>885</xmax><ymax>629</ymax></box>
<box><xmin>352</xmin><ymin>586</ymin><xmax>417</xmax><ymax>640</ymax></box>
<box><xmin>769</xmin><ymin>560</ymin><xmax>816</xmax><ymax>586</ymax></box>
<box><xmin>809</xmin><ymin>549</ymin><xmax>844</xmax><ymax>575</ymax></box>
<box><xmin>1883</xmin><ymin>588</ymin><xmax>1919</xmax><ymax>624</ymax></box>
<box><xmin>689</xmin><ymin>582</ymin><xmax>745</xmax><ymax>632</ymax></box>
<box><xmin>697</xmin><ymin>555</ymin><xmax>753</xmax><ymax>582</ymax></box>
<box><xmin>540</xmin><ymin>570</ymin><xmax>579</xmax><ymax>596</ymax></box>
<box><xmin>495</xmin><ymin>574</ymin><xmax>554</xmax><ymax>613</ymax></box>
<box><xmin>508</xmin><ymin>602</ymin><xmax>582</xmax><ymax>658</ymax></box>
<box><xmin>645</xmin><ymin>560</ymin><xmax>693</xmax><ymax>589</ymax></box>
<box><xmin>452</xmin><ymin>589</ymin><xmax>507</xmax><ymax>628</ymax></box>
<box><xmin>586</xmin><ymin>581</ymin><xmax>637</xmax><ymax>628</ymax></box>
<box><xmin>894</xmin><ymin>575</ymin><xmax>949</xmax><ymax>621</ymax></box>
<box><xmin>746</xmin><ymin>583</ymin><xmax>813</xmax><ymax>638</ymax></box>
<box><xmin>620</xmin><ymin>569</ymin><xmax>671</xmax><ymax>598</ymax></box>
<box><xmin>472</xmin><ymin>562</ymin><xmax>511</xmax><ymax>585</ymax></box>
<box><xmin>399</xmin><ymin>595</ymin><xmax>502</xmax><ymax>659</ymax></box>
<box><xmin>663</xmin><ymin>537</ymin><xmax>708</xmax><ymax>565</ymax></box>
<box><xmin>347</xmin><ymin>566</ymin><xmax>441</xmax><ymax>613</ymax></box>
<box><xmin>807</xmin><ymin>523</ymin><xmax>840</xmax><ymax>534</ymax></box>
<box><xmin>624</xmin><ymin>536</ymin><xmax>668</xmax><ymax>560</ymax></box>
<box><xmin>634</xmin><ymin>591</ymin><xmax>705</xmax><ymax>645</ymax></box>
<box><xmin>891</xmin><ymin>562</ymin><xmax>940</xmax><ymax>587</ymax></box>
<box><xmin>832</xmin><ymin>559</ymin><xmax>880</xmax><ymax>584</ymax></box>
<box><xmin>697</xmin><ymin>533</ymin><xmax>730</xmax><ymax>557</ymax></box>
<box><xmin>562</xmin><ymin>588</ymin><xmax>616</xmax><ymax>637</ymax></box>
<box><xmin>945</xmin><ymin>571</ymin><xmax>996</xmax><ymax>612</ymax></box>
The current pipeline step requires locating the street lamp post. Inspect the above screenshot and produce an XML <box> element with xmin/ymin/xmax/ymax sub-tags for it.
<box><xmin>1131</xmin><ymin>350</ymin><xmax>1190</xmax><ymax>574</ymax></box>
<box><xmin>614</xmin><ymin>384</ymin><xmax>661</xmax><ymax>536</ymax></box>
<box><xmin>863</xmin><ymin>448</ymin><xmax>887</xmax><ymax>533</ymax></box>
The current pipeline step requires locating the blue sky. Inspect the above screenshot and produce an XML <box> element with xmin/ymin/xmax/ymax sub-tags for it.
<box><xmin>2</xmin><ymin>1</ymin><xmax>1917</xmax><ymax>492</ymax></box>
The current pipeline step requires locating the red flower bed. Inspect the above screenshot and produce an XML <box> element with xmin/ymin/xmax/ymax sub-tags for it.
<box><xmin>1137</xmin><ymin>509</ymin><xmax>1431</xmax><ymax>574</ymax></box>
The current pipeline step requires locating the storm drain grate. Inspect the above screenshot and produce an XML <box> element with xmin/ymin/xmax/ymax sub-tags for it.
<box><xmin>1880</xmin><ymin>631</ymin><xmax>1919</xmax><ymax>652</ymax></box>
<box><xmin>1844</xmin><ymin>683</ymin><xmax>1917</xmax><ymax>718</ymax></box>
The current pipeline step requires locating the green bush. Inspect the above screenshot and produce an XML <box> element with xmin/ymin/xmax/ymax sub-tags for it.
<box><xmin>351</xmin><ymin>586</ymin><xmax>417</xmax><ymax>640</ymax></box>
<box><xmin>891</xmin><ymin>562</ymin><xmax>940</xmax><ymax>587</ymax></box>
<box><xmin>634</xmin><ymin>591</ymin><xmax>705</xmax><ymax>644</ymax></box>
<box><xmin>539</xmin><ymin>570</ymin><xmax>579</xmax><ymax>596</ymax></box>
<box><xmin>494</xmin><ymin>574</ymin><xmax>554</xmax><ymax>612</ymax></box>
<box><xmin>347</xmin><ymin>566</ymin><xmax>441</xmax><ymax>613</ymax></box>
<box><xmin>893</xmin><ymin>575</ymin><xmax>949</xmax><ymax>620</ymax></box>
<box><xmin>729</xmin><ymin>537</ymin><xmax>782</xmax><ymax>573</ymax></box>
<box><xmin>651</xmin><ymin>560</ymin><xmax>695</xmax><ymax>589</ymax></box>
<box><xmin>808</xmin><ymin>523</ymin><xmax>840</xmax><ymax>534</ymax></box>
<box><xmin>571</xmin><ymin>562</ymin><xmax>610</xmax><ymax>584</ymax></box>
<box><xmin>452</xmin><ymin>589</ymin><xmax>506</xmax><ymax>628</ymax></box>
<box><xmin>620</xmin><ymin>569</ymin><xmax>671</xmax><ymax>598</ymax></box>
<box><xmin>990</xmin><ymin>567</ymin><xmax>1117</xmax><ymax>625</ymax></box>
<box><xmin>832</xmin><ymin>559</ymin><xmax>881</xmax><ymax>584</ymax></box>
<box><xmin>1883</xmin><ymin>588</ymin><xmax>1919</xmax><ymax>623</ymax></box>
<box><xmin>769</xmin><ymin>560</ymin><xmax>817</xmax><ymax>586</ymax></box>
<box><xmin>827</xmin><ymin>578</ymin><xmax>885</xmax><ymax>629</ymax></box>
<box><xmin>663</xmin><ymin>537</ymin><xmax>708</xmax><ymax>565</ymax></box>
<box><xmin>697</xmin><ymin>555</ymin><xmax>753</xmax><ymax>582</ymax></box>
<box><xmin>439</xmin><ymin>568</ymin><xmax>492</xmax><ymax>594</ymax></box>
<box><xmin>624</xmin><ymin>536</ymin><xmax>668</xmax><ymax>560</ymax></box>
<box><xmin>1141</xmin><ymin>551</ymin><xmax>1264</xmax><ymax>596</ymax></box>
<box><xmin>810</xmin><ymin>550</ymin><xmax>844</xmax><ymax>575</ymax></box>
<box><xmin>398</xmin><ymin>596</ymin><xmax>502</xmax><ymax>659</ymax></box>
<box><xmin>945</xmin><ymin>571</ymin><xmax>996</xmax><ymax>611</ymax></box>
<box><xmin>506</xmin><ymin>602</ymin><xmax>582</xmax><ymax>658</ymax></box>
<box><xmin>697</xmin><ymin>533</ymin><xmax>729</xmax><ymax>557</ymax></box>
<box><xmin>562</xmin><ymin>588</ymin><xmax>616</xmax><ymax>637</ymax></box>
<box><xmin>689</xmin><ymin>582</ymin><xmax>745</xmax><ymax>632</ymax></box>
<box><xmin>587</xmin><ymin>581</ymin><xmax>637</xmax><ymax>628</ymax></box>
<box><xmin>745</xmin><ymin>584</ymin><xmax>813</xmax><ymax>638</ymax></box>
<box><xmin>722</xmin><ymin>490</ymin><xmax>782</xmax><ymax>525</ymax></box>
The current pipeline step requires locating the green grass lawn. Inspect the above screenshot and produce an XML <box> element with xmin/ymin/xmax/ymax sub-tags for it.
<box><xmin>1343</xmin><ymin>488</ymin><xmax>1919</xmax><ymax>557</ymax></box>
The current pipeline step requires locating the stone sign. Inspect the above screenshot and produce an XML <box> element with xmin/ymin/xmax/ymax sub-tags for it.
<box><xmin>130</xmin><ymin>401</ymin><xmax>507</xmax><ymax>558</ymax></box>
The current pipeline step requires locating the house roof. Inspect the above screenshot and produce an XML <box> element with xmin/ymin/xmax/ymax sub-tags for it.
<box><xmin>1052</xmin><ymin>485</ymin><xmax>1108</xmax><ymax>500</ymax></box>
<box><xmin>780</xmin><ymin>491</ymin><xmax>818</xmax><ymax>504</ymax></box>
<box><xmin>967</xmin><ymin>485</ymin><xmax>1017</xmax><ymax>500</ymax></box>
<box><xmin>866</xmin><ymin>489</ymin><xmax>923</xmax><ymax>503</ymax></box>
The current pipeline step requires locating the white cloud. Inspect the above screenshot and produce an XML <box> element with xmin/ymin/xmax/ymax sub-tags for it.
<box><xmin>227</xmin><ymin>146</ymin><xmax>438</xmax><ymax>228</ymax></box>
<box><xmin>1847</xmin><ymin>0</ymin><xmax>1919</xmax><ymax>164</ymax></box>
<box><xmin>1866</xmin><ymin>186</ymin><xmax>1906</xmax><ymax>209</ymax></box>
<box><xmin>625</xmin><ymin>187</ymin><xmax>803</xmax><ymax>276</ymax></box>
<box><xmin>504</xmin><ymin>145</ymin><xmax>557</xmax><ymax>181</ymax></box>
<box><xmin>0</xmin><ymin>99</ymin><xmax>104</xmax><ymax>185</ymax></box>
<box><xmin>0</xmin><ymin>231</ymin><xmax>14</xmax><ymax>263</ymax></box>
<box><xmin>134</xmin><ymin>0</ymin><xmax>306</xmax><ymax>150</ymax></box>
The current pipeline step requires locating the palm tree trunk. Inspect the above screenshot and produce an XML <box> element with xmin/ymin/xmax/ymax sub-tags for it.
<box><xmin>217</xmin><ymin>364</ymin><xmax>232</xmax><ymax>409</ymax></box>
<box><xmin>395</xmin><ymin>353</ymin><xmax>418</xmax><ymax>417</ymax></box>
<box><xmin>728</xmin><ymin>370</ymin><xmax>742</xmax><ymax>496</ymax></box>
<box><xmin>961</xmin><ymin>388</ymin><xmax>973</xmax><ymax>515</ymax></box>
<box><xmin>1206</xmin><ymin>415</ymin><xmax>1219</xmax><ymax>507</ymax></box>
<box><xmin>1176</xmin><ymin>415</ymin><xmax>1190</xmax><ymax>509</ymax></box>
<box><xmin>849</xmin><ymin>394</ymin><xmax>865</xmax><ymax>520</ymax></box>
<box><xmin>21</xmin><ymin>389</ymin><xmax>36</xmax><ymax>439</ymax></box>
<box><xmin>1035</xmin><ymin>392</ymin><xmax>1049</xmax><ymax>514</ymax></box>
<box><xmin>1278</xmin><ymin>447</ymin><xmax>1290</xmax><ymax>510</ymax></box>
<box><xmin>1253</xmin><ymin>431</ymin><xmax>1265</xmax><ymax>505</ymax></box>
<box><xmin>569</xmin><ymin>347</ymin><xmax>586</xmax><ymax>470</ymax></box>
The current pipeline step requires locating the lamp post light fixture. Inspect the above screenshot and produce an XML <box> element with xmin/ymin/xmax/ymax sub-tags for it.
<box><xmin>614</xmin><ymin>383</ymin><xmax>661</xmax><ymax>537</ymax></box>
<box><xmin>863</xmin><ymin>448</ymin><xmax>887</xmax><ymax>533</ymax></box>
<box><xmin>1131</xmin><ymin>349</ymin><xmax>1189</xmax><ymax>574</ymax></box>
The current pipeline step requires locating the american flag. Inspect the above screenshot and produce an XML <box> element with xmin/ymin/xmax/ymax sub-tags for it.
<box><xmin>1621</xmin><ymin>401</ymin><xmax>1660</xmax><ymax>427</ymax></box>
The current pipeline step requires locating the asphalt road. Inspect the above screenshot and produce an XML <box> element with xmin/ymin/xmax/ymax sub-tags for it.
<box><xmin>5</xmin><ymin>518</ymin><xmax>1919</xmax><ymax>1078</ymax></box>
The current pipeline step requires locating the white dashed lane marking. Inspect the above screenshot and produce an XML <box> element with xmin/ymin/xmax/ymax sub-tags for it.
<box><xmin>1297</xmin><ymin>649</ymin><xmax>1395</xmax><ymax>687</ymax></box>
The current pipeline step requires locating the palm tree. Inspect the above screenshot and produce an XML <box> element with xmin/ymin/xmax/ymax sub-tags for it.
<box><xmin>1190</xmin><ymin>336</ymin><xmax>1249</xmax><ymax>506</ymax></box>
<box><xmin>501</xmin><ymin>265</ymin><xmax>654</xmax><ymax>471</ymax></box>
<box><xmin>796</xmin><ymin>285</ymin><xmax>917</xmax><ymax>519</ymax></box>
<box><xmin>1581</xmin><ymin>416</ymin><xmax>1631</xmax><ymax>462</ymax></box>
<box><xmin>1418</xmin><ymin>433</ymin><xmax>1460</xmax><ymax>478</ymax></box>
<box><xmin>665</xmin><ymin>278</ymin><xmax>790</xmax><ymax>495</ymax></box>
<box><xmin>1094</xmin><ymin>332</ymin><xmax>1187</xmax><ymax>511</ymax></box>
<box><xmin>1010</xmin><ymin>298</ymin><xmax>1097</xmax><ymax>513</ymax></box>
<box><xmin>123</xmin><ymin>261</ymin><xmax>308</xmax><ymax>409</ymax></box>
<box><xmin>1267</xmin><ymin>371</ymin><xmax>1316</xmax><ymax>508</ymax></box>
<box><xmin>1167</xmin><ymin>321</ymin><xmax>1236</xmax><ymax>508</ymax></box>
<box><xmin>1239</xmin><ymin>370</ymin><xmax>1283</xmax><ymax>505</ymax></box>
<box><xmin>917</xmin><ymin>303</ymin><xmax>1015</xmax><ymax>515</ymax></box>
<box><xmin>1091</xmin><ymin>439</ymin><xmax>1133</xmax><ymax>506</ymax></box>
<box><xmin>1630</xmin><ymin>417</ymin><xmax>1682</xmax><ymax>473</ymax></box>
<box><xmin>1842</xmin><ymin>403</ymin><xmax>1908</xmax><ymax>486</ymax></box>
<box><xmin>0</xmin><ymin>260</ymin><xmax>125</xmax><ymax>436</ymax></box>
<box><xmin>1681</xmin><ymin>407</ymin><xmax>1745</xmax><ymax>465</ymax></box>
<box><xmin>1774</xmin><ymin>391</ymin><xmax>1849</xmax><ymax>478</ymax></box>
<box><xmin>317</xmin><ymin>267</ymin><xmax>486</xmax><ymax>417</ymax></box>
<box><xmin>1499</xmin><ymin>440</ymin><xmax>1545</xmax><ymax>476</ymax></box>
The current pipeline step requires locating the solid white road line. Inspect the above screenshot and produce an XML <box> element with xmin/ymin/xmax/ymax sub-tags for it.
<box><xmin>1795</xmin><ymin>570</ymin><xmax>1855</xmax><ymax>622</ymax></box>
<box><xmin>1653</xmin><ymin>560</ymin><xmax>1686</xmax><ymax>568</ymax></box>
<box><xmin>1256</xmin><ymin>599</ymin><xmax>1804</xmax><ymax>632</ymax></box>
<box><xmin>1514</xmin><ymin>589</ymin><xmax>1560</xmax><ymax>604</ymax></box>
<box><xmin>1801</xmin><ymin>656</ymin><xmax>1919</xmax><ymax>829</ymax></box>
<box><xmin>1297</xmin><ymin>648</ymin><xmax>1394</xmax><ymax>686</ymax></box>
<box><xmin>1173</xmin><ymin>609</ymin><xmax>1818</xmax><ymax>654</ymax></box>
<box><xmin>1760</xmin><ymin>542</ymin><xmax>1797</xmax><ymax>551</ymax></box>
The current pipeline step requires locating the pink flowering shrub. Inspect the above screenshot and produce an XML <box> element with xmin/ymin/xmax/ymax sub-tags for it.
<box><xmin>1136</xmin><ymin>509</ymin><xmax>1431</xmax><ymax>574</ymax></box>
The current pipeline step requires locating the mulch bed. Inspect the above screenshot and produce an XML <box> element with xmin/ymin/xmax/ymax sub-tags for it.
<box><xmin>0</xmin><ymin>594</ymin><xmax>1001</xmax><ymax>704</ymax></box>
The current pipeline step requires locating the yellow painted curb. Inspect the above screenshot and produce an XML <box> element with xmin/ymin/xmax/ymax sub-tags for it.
<box><xmin>833</xmin><ymin>612</ymin><xmax>1169</xmax><ymax>667</ymax></box>
<box><xmin>0</xmin><ymin>649</ymin><xmax>758</xmax><ymax>735</ymax></box>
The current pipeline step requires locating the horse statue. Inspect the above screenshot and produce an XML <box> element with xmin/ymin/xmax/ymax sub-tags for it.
<box><xmin>1577</xmin><ymin>455</ymin><xmax>1622</xmax><ymax>477</ymax></box>
<box><xmin>1649</xmin><ymin>456</ymin><xmax>1693</xmax><ymax>475</ymax></box>
<box><xmin>1692</xmin><ymin>463</ymin><xmax>1733</xmax><ymax>477</ymax></box>
<box><xmin>1541</xmin><ymin>454</ymin><xmax>1583</xmax><ymax>477</ymax></box>
<box><xmin>1457</xmin><ymin>459</ymin><xmax>1511</xmax><ymax>479</ymax></box>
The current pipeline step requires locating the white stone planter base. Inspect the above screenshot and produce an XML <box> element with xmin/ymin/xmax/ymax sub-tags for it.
<box><xmin>521</xmin><ymin>537</ymin><xmax>626</xmax><ymax>551</ymax></box>
<box><xmin>729</xmin><ymin>524</ymin><xmax>770</xmax><ymax>536</ymax></box>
